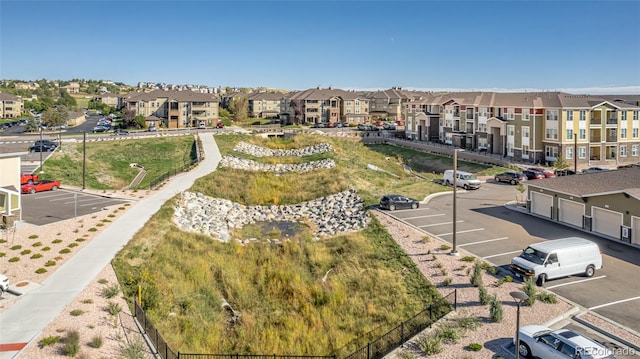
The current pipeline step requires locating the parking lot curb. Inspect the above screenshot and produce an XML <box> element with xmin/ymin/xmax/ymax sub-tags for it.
<box><xmin>543</xmin><ymin>306</ymin><xmax>581</xmax><ymax>328</ymax></box>
<box><xmin>574</xmin><ymin>311</ymin><xmax>640</xmax><ymax>352</ymax></box>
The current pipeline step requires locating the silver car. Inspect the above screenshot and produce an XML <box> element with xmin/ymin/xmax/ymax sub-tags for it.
<box><xmin>516</xmin><ymin>325</ymin><xmax>615</xmax><ymax>359</ymax></box>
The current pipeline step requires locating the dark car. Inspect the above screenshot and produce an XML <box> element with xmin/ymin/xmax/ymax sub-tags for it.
<box><xmin>522</xmin><ymin>170</ymin><xmax>545</xmax><ymax>180</ymax></box>
<box><xmin>527</xmin><ymin>167</ymin><xmax>556</xmax><ymax>178</ymax></box>
<box><xmin>582</xmin><ymin>167</ymin><xmax>610</xmax><ymax>174</ymax></box>
<box><xmin>494</xmin><ymin>171</ymin><xmax>527</xmax><ymax>185</ymax></box>
<box><xmin>92</xmin><ymin>126</ymin><xmax>110</xmax><ymax>133</ymax></box>
<box><xmin>554</xmin><ymin>169</ymin><xmax>576</xmax><ymax>176</ymax></box>
<box><xmin>216</xmin><ymin>122</ymin><xmax>225</xmax><ymax>129</ymax></box>
<box><xmin>379</xmin><ymin>194</ymin><xmax>420</xmax><ymax>211</ymax></box>
<box><xmin>29</xmin><ymin>140</ymin><xmax>58</xmax><ymax>152</ymax></box>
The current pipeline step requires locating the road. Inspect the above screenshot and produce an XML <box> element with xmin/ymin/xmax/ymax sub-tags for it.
<box><xmin>384</xmin><ymin>181</ymin><xmax>640</xmax><ymax>335</ymax></box>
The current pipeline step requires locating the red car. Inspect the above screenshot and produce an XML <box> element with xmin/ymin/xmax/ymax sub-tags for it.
<box><xmin>216</xmin><ymin>122</ymin><xmax>225</xmax><ymax>128</ymax></box>
<box><xmin>21</xmin><ymin>173</ymin><xmax>39</xmax><ymax>185</ymax></box>
<box><xmin>527</xmin><ymin>167</ymin><xmax>556</xmax><ymax>178</ymax></box>
<box><xmin>21</xmin><ymin>180</ymin><xmax>61</xmax><ymax>194</ymax></box>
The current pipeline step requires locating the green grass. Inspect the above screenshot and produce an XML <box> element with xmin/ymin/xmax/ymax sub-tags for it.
<box><xmin>37</xmin><ymin>135</ymin><xmax>196</xmax><ymax>189</ymax></box>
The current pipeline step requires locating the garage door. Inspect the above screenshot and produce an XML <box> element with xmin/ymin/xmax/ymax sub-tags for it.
<box><xmin>632</xmin><ymin>216</ymin><xmax>640</xmax><ymax>245</ymax></box>
<box><xmin>592</xmin><ymin>207</ymin><xmax>622</xmax><ymax>239</ymax></box>
<box><xmin>558</xmin><ymin>199</ymin><xmax>585</xmax><ymax>228</ymax></box>
<box><xmin>530</xmin><ymin>192</ymin><xmax>553</xmax><ymax>218</ymax></box>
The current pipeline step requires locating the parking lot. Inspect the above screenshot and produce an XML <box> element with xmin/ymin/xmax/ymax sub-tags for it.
<box><xmin>20</xmin><ymin>188</ymin><xmax>133</xmax><ymax>225</ymax></box>
<box><xmin>380</xmin><ymin>181</ymin><xmax>640</xmax><ymax>334</ymax></box>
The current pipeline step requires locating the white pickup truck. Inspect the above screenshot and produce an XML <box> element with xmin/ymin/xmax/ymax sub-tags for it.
<box><xmin>0</xmin><ymin>274</ymin><xmax>9</xmax><ymax>295</ymax></box>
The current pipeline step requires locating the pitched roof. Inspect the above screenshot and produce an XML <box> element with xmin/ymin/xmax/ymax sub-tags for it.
<box><xmin>527</xmin><ymin>167</ymin><xmax>640</xmax><ymax>199</ymax></box>
<box><xmin>0</xmin><ymin>92</ymin><xmax>21</xmax><ymax>101</ymax></box>
<box><xmin>124</xmin><ymin>89</ymin><xmax>218</xmax><ymax>102</ymax></box>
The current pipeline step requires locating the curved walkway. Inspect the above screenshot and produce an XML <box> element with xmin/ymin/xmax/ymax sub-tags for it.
<box><xmin>0</xmin><ymin>134</ymin><xmax>222</xmax><ymax>359</ymax></box>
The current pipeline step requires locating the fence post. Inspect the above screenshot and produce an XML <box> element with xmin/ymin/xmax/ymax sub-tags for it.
<box><xmin>400</xmin><ymin>322</ymin><xmax>404</xmax><ymax>345</ymax></box>
<box><xmin>429</xmin><ymin>305</ymin><xmax>433</xmax><ymax>327</ymax></box>
<box><xmin>367</xmin><ymin>342</ymin><xmax>370</xmax><ymax>359</ymax></box>
<box><xmin>454</xmin><ymin>289</ymin><xmax>457</xmax><ymax>311</ymax></box>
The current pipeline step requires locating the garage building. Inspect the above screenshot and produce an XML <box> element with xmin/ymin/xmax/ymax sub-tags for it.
<box><xmin>527</xmin><ymin>167</ymin><xmax>640</xmax><ymax>247</ymax></box>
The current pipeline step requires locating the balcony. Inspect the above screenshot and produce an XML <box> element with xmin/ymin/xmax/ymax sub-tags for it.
<box><xmin>590</xmin><ymin>136</ymin><xmax>601</xmax><ymax>142</ymax></box>
<box><xmin>606</xmin><ymin>136</ymin><xmax>617</xmax><ymax>142</ymax></box>
<box><xmin>590</xmin><ymin>119</ymin><xmax>602</xmax><ymax>125</ymax></box>
<box><xmin>606</xmin><ymin>118</ymin><xmax>618</xmax><ymax>125</ymax></box>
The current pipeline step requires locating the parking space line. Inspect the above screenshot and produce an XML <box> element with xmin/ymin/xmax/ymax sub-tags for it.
<box><xmin>458</xmin><ymin>237</ymin><xmax>508</xmax><ymax>247</ymax></box>
<box><xmin>545</xmin><ymin>276</ymin><xmax>607</xmax><ymax>289</ymax></box>
<box><xmin>437</xmin><ymin>228</ymin><xmax>484</xmax><ymax>236</ymax></box>
<box><xmin>588</xmin><ymin>295</ymin><xmax>640</xmax><ymax>310</ymax></box>
<box><xmin>483</xmin><ymin>250</ymin><xmax>522</xmax><ymax>259</ymax></box>
<box><xmin>419</xmin><ymin>220</ymin><xmax>463</xmax><ymax>228</ymax></box>
<box><xmin>403</xmin><ymin>213</ymin><xmax>445</xmax><ymax>220</ymax></box>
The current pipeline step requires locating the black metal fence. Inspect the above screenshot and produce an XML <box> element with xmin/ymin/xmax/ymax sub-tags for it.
<box><xmin>341</xmin><ymin>290</ymin><xmax>456</xmax><ymax>359</ymax></box>
<box><xmin>133</xmin><ymin>290</ymin><xmax>456</xmax><ymax>359</ymax></box>
<box><xmin>149</xmin><ymin>158</ymin><xmax>199</xmax><ymax>190</ymax></box>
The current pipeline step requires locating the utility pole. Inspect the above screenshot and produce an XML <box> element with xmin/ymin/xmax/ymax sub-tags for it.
<box><xmin>574</xmin><ymin>133</ymin><xmax>577</xmax><ymax>174</ymax></box>
<box><xmin>82</xmin><ymin>132</ymin><xmax>86</xmax><ymax>190</ymax></box>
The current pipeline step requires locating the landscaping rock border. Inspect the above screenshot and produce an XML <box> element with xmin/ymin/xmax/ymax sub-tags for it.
<box><xmin>233</xmin><ymin>141</ymin><xmax>333</xmax><ymax>157</ymax></box>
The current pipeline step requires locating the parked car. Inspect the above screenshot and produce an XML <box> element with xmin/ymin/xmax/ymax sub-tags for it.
<box><xmin>0</xmin><ymin>274</ymin><xmax>8</xmax><ymax>295</ymax></box>
<box><xmin>357</xmin><ymin>124</ymin><xmax>368</xmax><ymax>131</ymax></box>
<box><xmin>326</xmin><ymin>122</ymin><xmax>336</xmax><ymax>128</ymax></box>
<box><xmin>494</xmin><ymin>171</ymin><xmax>527</xmax><ymax>185</ymax></box>
<box><xmin>21</xmin><ymin>179</ymin><xmax>61</xmax><ymax>194</ymax></box>
<box><xmin>618</xmin><ymin>162</ymin><xmax>640</xmax><ymax>169</ymax></box>
<box><xmin>516</xmin><ymin>325</ymin><xmax>614</xmax><ymax>359</ymax></box>
<box><xmin>148</xmin><ymin>125</ymin><xmax>158</xmax><ymax>132</ymax></box>
<box><xmin>216</xmin><ymin>122</ymin><xmax>225</xmax><ymax>129</ymax></box>
<box><xmin>527</xmin><ymin>167</ymin><xmax>556</xmax><ymax>178</ymax></box>
<box><xmin>443</xmin><ymin>170</ymin><xmax>481</xmax><ymax>190</ymax></box>
<box><xmin>20</xmin><ymin>173</ymin><xmax>38</xmax><ymax>185</ymax></box>
<box><xmin>111</xmin><ymin>129</ymin><xmax>130</xmax><ymax>136</ymax></box>
<box><xmin>522</xmin><ymin>170</ymin><xmax>545</xmax><ymax>180</ymax></box>
<box><xmin>582</xmin><ymin>167</ymin><xmax>610</xmax><ymax>174</ymax></box>
<box><xmin>379</xmin><ymin>194</ymin><xmax>420</xmax><ymax>211</ymax></box>
<box><xmin>554</xmin><ymin>169</ymin><xmax>576</xmax><ymax>176</ymax></box>
<box><xmin>29</xmin><ymin>140</ymin><xmax>58</xmax><ymax>152</ymax></box>
<box><xmin>92</xmin><ymin>126</ymin><xmax>110</xmax><ymax>133</ymax></box>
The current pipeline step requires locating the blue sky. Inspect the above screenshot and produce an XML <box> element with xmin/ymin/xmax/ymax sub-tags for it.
<box><xmin>1</xmin><ymin>1</ymin><xmax>640</xmax><ymax>93</ymax></box>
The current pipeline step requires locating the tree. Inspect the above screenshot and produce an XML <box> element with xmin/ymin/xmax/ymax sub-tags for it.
<box><xmin>553</xmin><ymin>154</ymin><xmax>569</xmax><ymax>171</ymax></box>
<box><xmin>57</xmin><ymin>89</ymin><xmax>77</xmax><ymax>108</ymax></box>
<box><xmin>41</xmin><ymin>107</ymin><xmax>69</xmax><ymax>129</ymax></box>
<box><xmin>121</xmin><ymin>109</ymin><xmax>139</xmax><ymax>129</ymax></box>
<box><xmin>134</xmin><ymin>115</ymin><xmax>146</xmax><ymax>129</ymax></box>
<box><xmin>228</xmin><ymin>97</ymin><xmax>248</xmax><ymax>123</ymax></box>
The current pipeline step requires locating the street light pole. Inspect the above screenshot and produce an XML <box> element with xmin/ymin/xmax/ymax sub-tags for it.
<box><xmin>39</xmin><ymin>127</ymin><xmax>44</xmax><ymax>173</ymax></box>
<box><xmin>510</xmin><ymin>291</ymin><xmax>529</xmax><ymax>359</ymax></box>
<box><xmin>450</xmin><ymin>148</ymin><xmax>461</xmax><ymax>256</ymax></box>
<box><xmin>574</xmin><ymin>133</ymin><xmax>577</xmax><ymax>174</ymax></box>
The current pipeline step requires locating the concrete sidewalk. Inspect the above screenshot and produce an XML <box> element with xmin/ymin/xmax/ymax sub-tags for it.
<box><xmin>0</xmin><ymin>134</ymin><xmax>222</xmax><ymax>359</ymax></box>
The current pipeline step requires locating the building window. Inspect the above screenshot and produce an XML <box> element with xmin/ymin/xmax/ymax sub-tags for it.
<box><xmin>621</xmin><ymin>128</ymin><xmax>627</xmax><ymax>139</ymax></box>
<box><xmin>508</xmin><ymin>125</ymin><xmax>515</xmax><ymax>136</ymax></box>
<box><xmin>546</xmin><ymin>110</ymin><xmax>558</xmax><ymax>121</ymax></box>
<box><xmin>522</xmin><ymin>126</ymin><xmax>530</xmax><ymax>138</ymax></box>
<box><xmin>634</xmin><ymin>111</ymin><xmax>639</xmax><ymax>121</ymax></box>
<box><xmin>545</xmin><ymin>146</ymin><xmax>558</xmax><ymax>158</ymax></box>
<box><xmin>578</xmin><ymin>147</ymin><xmax>586</xmax><ymax>159</ymax></box>
<box><xmin>580</xmin><ymin>110</ymin><xmax>586</xmax><ymax>121</ymax></box>
<box><xmin>579</xmin><ymin>128</ymin><xmax>586</xmax><ymax>139</ymax></box>
<box><xmin>522</xmin><ymin>108</ymin><xmax>530</xmax><ymax>121</ymax></box>
<box><xmin>566</xmin><ymin>129</ymin><xmax>573</xmax><ymax>140</ymax></box>
<box><xmin>633</xmin><ymin>128</ymin><xmax>639</xmax><ymax>138</ymax></box>
<box><xmin>566</xmin><ymin>110</ymin><xmax>573</xmax><ymax>121</ymax></box>
<box><xmin>632</xmin><ymin>145</ymin><xmax>639</xmax><ymax>156</ymax></box>
<box><xmin>621</xmin><ymin>111</ymin><xmax>627</xmax><ymax>121</ymax></box>
<box><xmin>566</xmin><ymin>147</ymin><xmax>573</xmax><ymax>159</ymax></box>
<box><xmin>523</xmin><ymin>145</ymin><xmax>529</xmax><ymax>155</ymax></box>
<box><xmin>545</xmin><ymin>128</ymin><xmax>558</xmax><ymax>140</ymax></box>
<box><xmin>620</xmin><ymin>145</ymin><xmax>627</xmax><ymax>157</ymax></box>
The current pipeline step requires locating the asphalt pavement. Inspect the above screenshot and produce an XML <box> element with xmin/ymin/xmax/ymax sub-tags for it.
<box><xmin>0</xmin><ymin>133</ymin><xmax>222</xmax><ymax>359</ymax></box>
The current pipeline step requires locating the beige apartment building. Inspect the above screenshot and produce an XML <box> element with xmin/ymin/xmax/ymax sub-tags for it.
<box><xmin>92</xmin><ymin>93</ymin><xmax>121</xmax><ymax>109</ymax></box>
<box><xmin>0</xmin><ymin>93</ymin><xmax>24</xmax><ymax>119</ymax></box>
<box><xmin>123</xmin><ymin>89</ymin><xmax>220</xmax><ymax>129</ymax></box>
<box><xmin>281</xmin><ymin>86</ymin><xmax>371</xmax><ymax>125</ymax></box>
<box><xmin>247</xmin><ymin>92</ymin><xmax>282</xmax><ymax>118</ymax></box>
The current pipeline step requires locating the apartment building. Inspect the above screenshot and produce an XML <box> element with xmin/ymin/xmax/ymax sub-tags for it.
<box><xmin>281</xmin><ymin>86</ymin><xmax>370</xmax><ymax>125</ymax></box>
<box><xmin>123</xmin><ymin>89</ymin><xmax>220</xmax><ymax>129</ymax></box>
<box><xmin>366</xmin><ymin>88</ymin><xmax>417</xmax><ymax>121</ymax></box>
<box><xmin>0</xmin><ymin>93</ymin><xmax>24</xmax><ymax>119</ymax></box>
<box><xmin>92</xmin><ymin>93</ymin><xmax>121</xmax><ymax>109</ymax></box>
<box><xmin>61</xmin><ymin>82</ymin><xmax>80</xmax><ymax>94</ymax></box>
<box><xmin>403</xmin><ymin>91</ymin><xmax>640</xmax><ymax>168</ymax></box>
<box><xmin>247</xmin><ymin>92</ymin><xmax>282</xmax><ymax>118</ymax></box>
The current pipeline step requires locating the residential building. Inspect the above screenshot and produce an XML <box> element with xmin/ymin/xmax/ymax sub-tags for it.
<box><xmin>0</xmin><ymin>93</ymin><xmax>24</xmax><ymax>119</ymax></box>
<box><xmin>123</xmin><ymin>89</ymin><xmax>220</xmax><ymax>129</ymax></box>
<box><xmin>247</xmin><ymin>92</ymin><xmax>283</xmax><ymax>119</ymax></box>
<box><xmin>92</xmin><ymin>93</ymin><xmax>122</xmax><ymax>109</ymax></box>
<box><xmin>366</xmin><ymin>88</ymin><xmax>416</xmax><ymax>121</ymax></box>
<box><xmin>61</xmin><ymin>82</ymin><xmax>80</xmax><ymax>94</ymax></box>
<box><xmin>281</xmin><ymin>86</ymin><xmax>370</xmax><ymax>125</ymax></box>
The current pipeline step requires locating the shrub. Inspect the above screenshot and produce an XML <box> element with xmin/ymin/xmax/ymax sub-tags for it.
<box><xmin>28</xmin><ymin>234</ymin><xmax>39</xmax><ymax>239</ymax></box>
<box><xmin>442</xmin><ymin>277</ymin><xmax>452</xmax><ymax>286</ymax></box>
<box><xmin>38</xmin><ymin>335</ymin><xmax>61</xmax><ymax>347</ymax></box>
<box><xmin>88</xmin><ymin>227</ymin><xmax>97</xmax><ymax>232</ymax></box>
<box><xmin>107</xmin><ymin>301</ymin><xmax>122</xmax><ymax>316</ymax></box>
<box><xmin>45</xmin><ymin>260</ymin><xmax>56</xmax><ymax>267</ymax></box>
<box><xmin>101</xmin><ymin>219</ymin><xmax>112</xmax><ymax>223</ymax></box>
<box><xmin>435</xmin><ymin>261</ymin><xmax>443</xmax><ymax>269</ymax></box>
<box><xmin>32</xmin><ymin>241</ymin><xmax>43</xmax><ymax>247</ymax></box>
<box><xmin>10</xmin><ymin>245</ymin><xmax>22</xmax><ymax>250</ymax></box>
<box><xmin>31</xmin><ymin>253</ymin><xmax>43</xmax><ymax>259</ymax></box>
<box><xmin>102</xmin><ymin>284</ymin><xmax>120</xmax><ymax>299</ymax></box>
<box><xmin>59</xmin><ymin>248</ymin><xmax>71</xmax><ymax>254</ymax></box>
<box><xmin>440</xmin><ymin>268</ymin><xmax>447</xmax><ymax>276</ymax></box>
<box><xmin>487</xmin><ymin>266</ymin><xmax>498</xmax><ymax>275</ymax></box>
<box><xmin>456</xmin><ymin>315</ymin><xmax>480</xmax><ymax>330</ymax></box>
<box><xmin>523</xmin><ymin>278</ymin><xmax>537</xmax><ymax>306</ymax></box>
<box><xmin>479</xmin><ymin>284</ymin><xmax>490</xmax><ymax>305</ymax></box>
<box><xmin>467</xmin><ymin>342</ymin><xmax>482</xmax><ymax>351</ymax></box>
<box><xmin>504</xmin><ymin>275</ymin><xmax>513</xmax><ymax>282</ymax></box>
<box><xmin>470</xmin><ymin>263</ymin><xmax>483</xmax><ymax>287</ymax></box>
<box><xmin>0</xmin><ymin>239</ymin><xmax>6</xmax><ymax>243</ymax></box>
<box><xmin>117</xmin><ymin>339</ymin><xmax>147</xmax><ymax>359</ymax></box>
<box><xmin>52</xmin><ymin>239</ymin><xmax>62</xmax><ymax>244</ymax></box>
<box><xmin>98</xmin><ymin>278</ymin><xmax>109</xmax><ymax>285</ymax></box>
<box><xmin>81</xmin><ymin>299</ymin><xmax>94</xmax><ymax>304</ymax></box>
<box><xmin>75</xmin><ymin>238</ymin><xmax>86</xmax><ymax>242</ymax></box>
<box><xmin>0</xmin><ymin>253</ymin><xmax>5</xmax><ymax>258</ymax></box>
<box><xmin>537</xmin><ymin>291</ymin><xmax>558</xmax><ymax>304</ymax></box>
<box><xmin>436</xmin><ymin>324</ymin><xmax>462</xmax><ymax>344</ymax></box>
<box><xmin>35</xmin><ymin>268</ymin><xmax>47</xmax><ymax>274</ymax></box>
<box><xmin>95</xmin><ymin>223</ymin><xmax>104</xmax><ymax>227</ymax></box>
<box><xmin>461</xmin><ymin>255</ymin><xmax>475</xmax><ymax>262</ymax></box>
<box><xmin>440</xmin><ymin>244</ymin><xmax>451</xmax><ymax>251</ymax></box>
<box><xmin>89</xmin><ymin>335</ymin><xmax>103</xmax><ymax>348</ymax></box>
<box><xmin>420</xmin><ymin>236</ymin><xmax>430</xmax><ymax>243</ymax></box>
<box><xmin>8</xmin><ymin>257</ymin><xmax>19</xmax><ymax>262</ymax></box>
<box><xmin>20</xmin><ymin>249</ymin><xmax>32</xmax><ymax>255</ymax></box>
<box><xmin>70</xmin><ymin>309</ymin><xmax>84</xmax><ymax>316</ymax></box>
<box><xmin>41</xmin><ymin>246</ymin><xmax>51</xmax><ymax>251</ymax></box>
<box><xmin>68</xmin><ymin>243</ymin><xmax>78</xmax><ymax>248</ymax></box>
<box><xmin>490</xmin><ymin>295</ymin><xmax>503</xmax><ymax>322</ymax></box>
<box><xmin>63</xmin><ymin>330</ymin><xmax>80</xmax><ymax>356</ymax></box>
<box><xmin>416</xmin><ymin>334</ymin><xmax>442</xmax><ymax>355</ymax></box>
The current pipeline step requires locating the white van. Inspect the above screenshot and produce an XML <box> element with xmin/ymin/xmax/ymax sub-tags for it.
<box><xmin>511</xmin><ymin>237</ymin><xmax>603</xmax><ymax>286</ymax></box>
<box><xmin>443</xmin><ymin>170</ymin><xmax>481</xmax><ymax>190</ymax></box>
